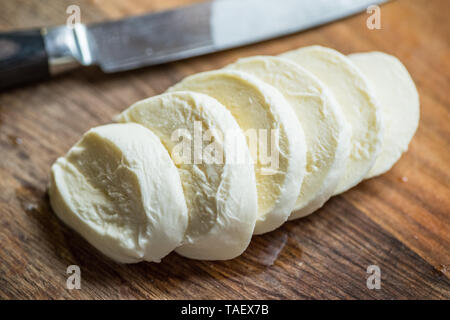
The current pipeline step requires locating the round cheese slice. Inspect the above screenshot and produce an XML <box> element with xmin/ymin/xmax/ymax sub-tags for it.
<box><xmin>226</xmin><ymin>56</ymin><xmax>351</xmax><ymax>219</ymax></box>
<box><xmin>281</xmin><ymin>45</ymin><xmax>382</xmax><ymax>195</ymax></box>
<box><xmin>49</xmin><ymin>123</ymin><xmax>188</xmax><ymax>263</ymax></box>
<box><xmin>349</xmin><ymin>52</ymin><xmax>420</xmax><ymax>178</ymax></box>
<box><xmin>116</xmin><ymin>91</ymin><xmax>257</xmax><ymax>260</ymax></box>
<box><xmin>168</xmin><ymin>70</ymin><xmax>306</xmax><ymax>234</ymax></box>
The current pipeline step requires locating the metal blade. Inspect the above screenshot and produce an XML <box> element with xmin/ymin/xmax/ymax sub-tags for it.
<box><xmin>49</xmin><ymin>0</ymin><xmax>388</xmax><ymax>73</ymax></box>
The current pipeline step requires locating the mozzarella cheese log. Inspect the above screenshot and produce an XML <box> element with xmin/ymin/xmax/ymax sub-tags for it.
<box><xmin>349</xmin><ymin>52</ymin><xmax>420</xmax><ymax>178</ymax></box>
<box><xmin>281</xmin><ymin>45</ymin><xmax>383</xmax><ymax>195</ymax></box>
<box><xmin>168</xmin><ymin>70</ymin><xmax>306</xmax><ymax>234</ymax></box>
<box><xmin>226</xmin><ymin>56</ymin><xmax>351</xmax><ymax>219</ymax></box>
<box><xmin>116</xmin><ymin>92</ymin><xmax>258</xmax><ymax>260</ymax></box>
<box><xmin>48</xmin><ymin>123</ymin><xmax>188</xmax><ymax>263</ymax></box>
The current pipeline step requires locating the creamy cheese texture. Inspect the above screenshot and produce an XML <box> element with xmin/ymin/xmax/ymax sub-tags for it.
<box><xmin>48</xmin><ymin>45</ymin><xmax>420</xmax><ymax>264</ymax></box>
<box><xmin>226</xmin><ymin>56</ymin><xmax>351</xmax><ymax>219</ymax></box>
<box><xmin>48</xmin><ymin>123</ymin><xmax>188</xmax><ymax>263</ymax></box>
<box><xmin>168</xmin><ymin>70</ymin><xmax>306</xmax><ymax>234</ymax></box>
<box><xmin>349</xmin><ymin>52</ymin><xmax>420</xmax><ymax>178</ymax></box>
<box><xmin>116</xmin><ymin>91</ymin><xmax>258</xmax><ymax>260</ymax></box>
<box><xmin>281</xmin><ymin>45</ymin><xmax>383</xmax><ymax>195</ymax></box>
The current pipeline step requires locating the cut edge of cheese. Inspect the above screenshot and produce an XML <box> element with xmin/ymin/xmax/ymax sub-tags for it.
<box><xmin>349</xmin><ymin>51</ymin><xmax>420</xmax><ymax>178</ymax></box>
<box><xmin>168</xmin><ymin>70</ymin><xmax>306</xmax><ymax>234</ymax></box>
<box><xmin>226</xmin><ymin>55</ymin><xmax>351</xmax><ymax>219</ymax></box>
<box><xmin>48</xmin><ymin>123</ymin><xmax>188</xmax><ymax>263</ymax></box>
<box><xmin>281</xmin><ymin>45</ymin><xmax>383</xmax><ymax>195</ymax></box>
<box><xmin>116</xmin><ymin>91</ymin><xmax>258</xmax><ymax>260</ymax></box>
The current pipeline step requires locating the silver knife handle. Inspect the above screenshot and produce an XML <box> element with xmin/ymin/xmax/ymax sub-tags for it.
<box><xmin>0</xmin><ymin>25</ymin><xmax>88</xmax><ymax>90</ymax></box>
<box><xmin>42</xmin><ymin>25</ymin><xmax>88</xmax><ymax>75</ymax></box>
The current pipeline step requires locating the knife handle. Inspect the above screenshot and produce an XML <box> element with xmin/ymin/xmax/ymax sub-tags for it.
<box><xmin>0</xmin><ymin>29</ymin><xmax>50</xmax><ymax>90</ymax></box>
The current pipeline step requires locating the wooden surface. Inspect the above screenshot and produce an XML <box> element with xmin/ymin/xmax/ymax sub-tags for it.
<box><xmin>0</xmin><ymin>0</ymin><xmax>449</xmax><ymax>299</ymax></box>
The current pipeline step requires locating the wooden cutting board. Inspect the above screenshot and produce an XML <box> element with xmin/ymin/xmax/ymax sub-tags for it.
<box><xmin>0</xmin><ymin>0</ymin><xmax>449</xmax><ymax>299</ymax></box>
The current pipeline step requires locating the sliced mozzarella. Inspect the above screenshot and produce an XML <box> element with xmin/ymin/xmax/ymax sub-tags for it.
<box><xmin>281</xmin><ymin>45</ymin><xmax>382</xmax><ymax>195</ymax></box>
<box><xmin>349</xmin><ymin>52</ymin><xmax>420</xmax><ymax>178</ymax></box>
<box><xmin>226</xmin><ymin>56</ymin><xmax>351</xmax><ymax>219</ymax></box>
<box><xmin>48</xmin><ymin>123</ymin><xmax>188</xmax><ymax>263</ymax></box>
<box><xmin>116</xmin><ymin>91</ymin><xmax>257</xmax><ymax>260</ymax></box>
<box><xmin>168</xmin><ymin>70</ymin><xmax>306</xmax><ymax>234</ymax></box>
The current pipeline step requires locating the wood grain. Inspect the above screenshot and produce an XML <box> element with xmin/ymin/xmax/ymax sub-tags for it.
<box><xmin>0</xmin><ymin>0</ymin><xmax>449</xmax><ymax>299</ymax></box>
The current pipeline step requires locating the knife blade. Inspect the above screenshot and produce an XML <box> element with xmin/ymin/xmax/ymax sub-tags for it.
<box><xmin>0</xmin><ymin>0</ymin><xmax>388</xmax><ymax>89</ymax></box>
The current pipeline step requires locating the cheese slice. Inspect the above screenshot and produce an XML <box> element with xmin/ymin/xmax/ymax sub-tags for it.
<box><xmin>168</xmin><ymin>70</ymin><xmax>306</xmax><ymax>234</ymax></box>
<box><xmin>281</xmin><ymin>45</ymin><xmax>382</xmax><ymax>195</ymax></box>
<box><xmin>349</xmin><ymin>52</ymin><xmax>420</xmax><ymax>178</ymax></box>
<box><xmin>48</xmin><ymin>123</ymin><xmax>188</xmax><ymax>263</ymax></box>
<box><xmin>116</xmin><ymin>91</ymin><xmax>257</xmax><ymax>260</ymax></box>
<box><xmin>226</xmin><ymin>56</ymin><xmax>351</xmax><ymax>219</ymax></box>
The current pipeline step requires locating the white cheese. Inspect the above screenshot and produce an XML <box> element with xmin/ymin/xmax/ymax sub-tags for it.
<box><xmin>48</xmin><ymin>123</ymin><xmax>188</xmax><ymax>263</ymax></box>
<box><xmin>226</xmin><ymin>56</ymin><xmax>351</xmax><ymax>219</ymax></box>
<box><xmin>281</xmin><ymin>45</ymin><xmax>383</xmax><ymax>195</ymax></box>
<box><xmin>116</xmin><ymin>91</ymin><xmax>258</xmax><ymax>260</ymax></box>
<box><xmin>349</xmin><ymin>52</ymin><xmax>420</xmax><ymax>178</ymax></box>
<box><xmin>168</xmin><ymin>70</ymin><xmax>306</xmax><ymax>234</ymax></box>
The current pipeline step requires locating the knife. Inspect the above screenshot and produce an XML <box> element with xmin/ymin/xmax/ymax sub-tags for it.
<box><xmin>0</xmin><ymin>0</ymin><xmax>387</xmax><ymax>90</ymax></box>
